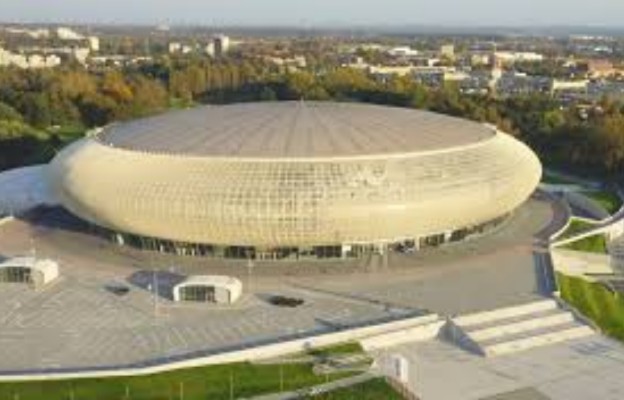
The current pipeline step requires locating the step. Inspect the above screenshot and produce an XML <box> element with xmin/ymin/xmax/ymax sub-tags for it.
<box><xmin>468</xmin><ymin>312</ymin><xmax>575</xmax><ymax>342</ymax></box>
<box><xmin>479</xmin><ymin>320</ymin><xmax>582</xmax><ymax>347</ymax></box>
<box><xmin>462</xmin><ymin>308</ymin><xmax>565</xmax><ymax>333</ymax></box>
<box><xmin>483</xmin><ymin>325</ymin><xmax>595</xmax><ymax>357</ymax></box>
<box><xmin>453</xmin><ymin>299</ymin><xmax>559</xmax><ymax>327</ymax></box>
<box><xmin>360</xmin><ymin>319</ymin><xmax>445</xmax><ymax>351</ymax></box>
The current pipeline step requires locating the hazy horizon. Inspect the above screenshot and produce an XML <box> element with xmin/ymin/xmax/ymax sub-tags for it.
<box><xmin>2</xmin><ymin>0</ymin><xmax>624</xmax><ymax>28</ymax></box>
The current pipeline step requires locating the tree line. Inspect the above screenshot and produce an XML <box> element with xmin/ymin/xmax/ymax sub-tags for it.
<box><xmin>1</xmin><ymin>58</ymin><xmax>624</xmax><ymax>177</ymax></box>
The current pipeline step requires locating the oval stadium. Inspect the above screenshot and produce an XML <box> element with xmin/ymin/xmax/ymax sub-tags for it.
<box><xmin>49</xmin><ymin>101</ymin><xmax>542</xmax><ymax>260</ymax></box>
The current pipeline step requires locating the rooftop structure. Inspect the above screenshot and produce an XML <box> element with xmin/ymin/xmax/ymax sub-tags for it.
<box><xmin>173</xmin><ymin>275</ymin><xmax>243</xmax><ymax>304</ymax></box>
<box><xmin>0</xmin><ymin>257</ymin><xmax>59</xmax><ymax>288</ymax></box>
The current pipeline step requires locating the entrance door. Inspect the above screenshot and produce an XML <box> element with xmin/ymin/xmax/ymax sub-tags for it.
<box><xmin>0</xmin><ymin>267</ymin><xmax>32</xmax><ymax>283</ymax></box>
<box><xmin>180</xmin><ymin>285</ymin><xmax>216</xmax><ymax>302</ymax></box>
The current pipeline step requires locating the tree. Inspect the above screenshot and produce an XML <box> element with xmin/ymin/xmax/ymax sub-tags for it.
<box><xmin>0</xmin><ymin>102</ymin><xmax>22</xmax><ymax>122</ymax></box>
<box><xmin>101</xmin><ymin>71</ymin><xmax>133</xmax><ymax>104</ymax></box>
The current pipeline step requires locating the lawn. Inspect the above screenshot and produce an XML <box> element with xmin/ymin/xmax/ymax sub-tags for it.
<box><xmin>582</xmin><ymin>190</ymin><xmax>623</xmax><ymax>215</ymax></box>
<box><xmin>306</xmin><ymin>377</ymin><xmax>405</xmax><ymax>399</ymax></box>
<box><xmin>561</xmin><ymin>234</ymin><xmax>608</xmax><ymax>254</ymax></box>
<box><xmin>0</xmin><ymin>360</ymin><xmax>356</xmax><ymax>400</ymax></box>
<box><xmin>557</xmin><ymin>273</ymin><xmax>624</xmax><ymax>342</ymax></box>
<box><xmin>305</xmin><ymin>342</ymin><xmax>365</xmax><ymax>359</ymax></box>
<box><xmin>557</xmin><ymin>218</ymin><xmax>598</xmax><ymax>240</ymax></box>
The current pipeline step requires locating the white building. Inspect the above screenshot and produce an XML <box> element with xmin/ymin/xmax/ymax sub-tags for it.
<box><xmin>205</xmin><ymin>42</ymin><xmax>215</xmax><ymax>57</ymax></box>
<box><xmin>440</xmin><ymin>44</ymin><xmax>455</xmax><ymax>59</ymax></box>
<box><xmin>551</xmin><ymin>79</ymin><xmax>589</xmax><ymax>92</ymax></box>
<box><xmin>495</xmin><ymin>52</ymin><xmax>544</xmax><ymax>64</ymax></box>
<box><xmin>57</xmin><ymin>27</ymin><xmax>84</xmax><ymax>41</ymax></box>
<box><xmin>5</xmin><ymin>27</ymin><xmax>50</xmax><ymax>39</ymax></box>
<box><xmin>168</xmin><ymin>42</ymin><xmax>182</xmax><ymax>54</ymax></box>
<box><xmin>368</xmin><ymin>65</ymin><xmax>416</xmax><ymax>77</ymax></box>
<box><xmin>88</xmin><ymin>36</ymin><xmax>100</xmax><ymax>52</ymax></box>
<box><xmin>213</xmin><ymin>35</ymin><xmax>230</xmax><ymax>56</ymax></box>
<box><xmin>169</xmin><ymin>42</ymin><xmax>193</xmax><ymax>54</ymax></box>
<box><xmin>387</xmin><ymin>46</ymin><xmax>419</xmax><ymax>57</ymax></box>
<box><xmin>173</xmin><ymin>276</ymin><xmax>242</xmax><ymax>304</ymax></box>
<box><xmin>0</xmin><ymin>257</ymin><xmax>59</xmax><ymax>289</ymax></box>
<box><xmin>0</xmin><ymin>48</ymin><xmax>61</xmax><ymax>69</ymax></box>
<box><xmin>266</xmin><ymin>55</ymin><xmax>307</xmax><ymax>69</ymax></box>
<box><xmin>71</xmin><ymin>48</ymin><xmax>91</xmax><ymax>64</ymax></box>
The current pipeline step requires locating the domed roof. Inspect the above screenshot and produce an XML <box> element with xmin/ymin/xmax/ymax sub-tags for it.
<box><xmin>95</xmin><ymin>101</ymin><xmax>496</xmax><ymax>159</ymax></box>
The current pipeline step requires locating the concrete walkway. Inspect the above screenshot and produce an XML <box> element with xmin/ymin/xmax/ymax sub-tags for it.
<box><xmin>374</xmin><ymin>334</ymin><xmax>624</xmax><ymax>400</ymax></box>
<box><xmin>244</xmin><ymin>372</ymin><xmax>378</xmax><ymax>400</ymax></box>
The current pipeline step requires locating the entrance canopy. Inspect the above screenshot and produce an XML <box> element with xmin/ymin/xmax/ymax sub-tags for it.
<box><xmin>173</xmin><ymin>275</ymin><xmax>242</xmax><ymax>304</ymax></box>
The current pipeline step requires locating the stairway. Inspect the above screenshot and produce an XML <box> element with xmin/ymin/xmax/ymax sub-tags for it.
<box><xmin>449</xmin><ymin>299</ymin><xmax>595</xmax><ymax>357</ymax></box>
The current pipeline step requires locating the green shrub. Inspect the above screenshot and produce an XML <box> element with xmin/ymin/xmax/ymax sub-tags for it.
<box><xmin>562</xmin><ymin>234</ymin><xmax>608</xmax><ymax>254</ymax></box>
<box><xmin>558</xmin><ymin>273</ymin><xmax>624</xmax><ymax>342</ymax></box>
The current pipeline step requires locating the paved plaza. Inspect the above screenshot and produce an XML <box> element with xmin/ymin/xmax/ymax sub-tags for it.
<box><xmin>374</xmin><ymin>334</ymin><xmax>624</xmax><ymax>400</ymax></box>
<box><xmin>0</xmin><ymin>196</ymin><xmax>563</xmax><ymax>372</ymax></box>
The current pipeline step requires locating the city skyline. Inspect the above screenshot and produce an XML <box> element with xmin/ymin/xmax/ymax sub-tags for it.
<box><xmin>2</xmin><ymin>0</ymin><xmax>624</xmax><ymax>28</ymax></box>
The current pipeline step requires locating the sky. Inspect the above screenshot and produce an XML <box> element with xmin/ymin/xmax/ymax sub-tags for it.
<box><xmin>2</xmin><ymin>0</ymin><xmax>624</xmax><ymax>27</ymax></box>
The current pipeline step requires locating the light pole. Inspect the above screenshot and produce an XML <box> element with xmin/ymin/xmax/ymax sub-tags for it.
<box><xmin>153</xmin><ymin>268</ymin><xmax>159</xmax><ymax>317</ymax></box>
<box><xmin>247</xmin><ymin>251</ymin><xmax>254</xmax><ymax>293</ymax></box>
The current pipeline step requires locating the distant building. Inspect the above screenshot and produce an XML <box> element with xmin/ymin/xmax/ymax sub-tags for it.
<box><xmin>266</xmin><ymin>55</ymin><xmax>307</xmax><ymax>70</ymax></box>
<box><xmin>489</xmin><ymin>54</ymin><xmax>504</xmax><ymax>95</ymax></box>
<box><xmin>551</xmin><ymin>79</ymin><xmax>589</xmax><ymax>92</ymax></box>
<box><xmin>88</xmin><ymin>36</ymin><xmax>100</xmax><ymax>52</ymax></box>
<box><xmin>584</xmin><ymin>59</ymin><xmax>617</xmax><ymax>78</ymax></box>
<box><xmin>205</xmin><ymin>42</ymin><xmax>215</xmax><ymax>57</ymax></box>
<box><xmin>213</xmin><ymin>35</ymin><xmax>230</xmax><ymax>57</ymax></box>
<box><xmin>71</xmin><ymin>47</ymin><xmax>91</xmax><ymax>64</ymax></box>
<box><xmin>368</xmin><ymin>65</ymin><xmax>415</xmax><ymax>77</ymax></box>
<box><xmin>387</xmin><ymin>46</ymin><xmax>419</xmax><ymax>58</ymax></box>
<box><xmin>90</xmin><ymin>55</ymin><xmax>153</xmax><ymax>67</ymax></box>
<box><xmin>168</xmin><ymin>42</ymin><xmax>182</xmax><ymax>54</ymax></box>
<box><xmin>440</xmin><ymin>44</ymin><xmax>455</xmax><ymax>59</ymax></box>
<box><xmin>169</xmin><ymin>42</ymin><xmax>193</xmax><ymax>55</ymax></box>
<box><xmin>0</xmin><ymin>47</ymin><xmax>61</xmax><ymax>69</ymax></box>
<box><xmin>57</xmin><ymin>27</ymin><xmax>84</xmax><ymax>41</ymax></box>
<box><xmin>470</xmin><ymin>53</ymin><xmax>492</xmax><ymax>67</ymax></box>
<box><xmin>0</xmin><ymin>47</ymin><xmax>23</xmax><ymax>68</ymax></box>
<box><xmin>5</xmin><ymin>27</ymin><xmax>50</xmax><ymax>39</ymax></box>
<box><xmin>495</xmin><ymin>51</ymin><xmax>544</xmax><ymax>64</ymax></box>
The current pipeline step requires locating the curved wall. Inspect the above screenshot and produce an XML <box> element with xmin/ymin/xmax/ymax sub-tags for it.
<box><xmin>49</xmin><ymin>132</ymin><xmax>541</xmax><ymax>248</ymax></box>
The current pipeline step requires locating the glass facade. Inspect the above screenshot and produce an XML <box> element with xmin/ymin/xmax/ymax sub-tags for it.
<box><xmin>91</xmin><ymin>214</ymin><xmax>508</xmax><ymax>260</ymax></box>
<box><xmin>178</xmin><ymin>285</ymin><xmax>216</xmax><ymax>302</ymax></box>
<box><xmin>0</xmin><ymin>267</ymin><xmax>32</xmax><ymax>283</ymax></box>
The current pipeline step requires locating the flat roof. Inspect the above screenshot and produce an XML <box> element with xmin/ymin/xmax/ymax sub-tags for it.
<box><xmin>177</xmin><ymin>275</ymin><xmax>242</xmax><ymax>289</ymax></box>
<box><xmin>96</xmin><ymin>101</ymin><xmax>495</xmax><ymax>158</ymax></box>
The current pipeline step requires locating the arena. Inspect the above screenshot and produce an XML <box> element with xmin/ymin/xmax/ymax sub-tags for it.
<box><xmin>49</xmin><ymin>101</ymin><xmax>542</xmax><ymax>260</ymax></box>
